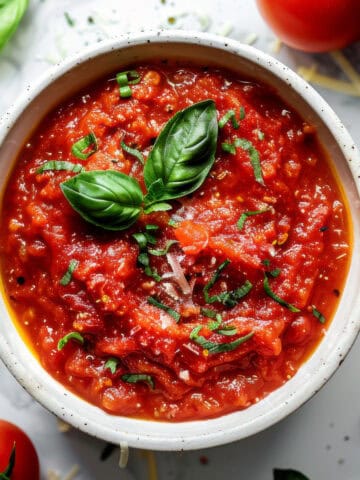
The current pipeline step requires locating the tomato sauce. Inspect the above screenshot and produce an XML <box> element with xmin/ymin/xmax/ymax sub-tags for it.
<box><xmin>0</xmin><ymin>64</ymin><xmax>351</xmax><ymax>421</ymax></box>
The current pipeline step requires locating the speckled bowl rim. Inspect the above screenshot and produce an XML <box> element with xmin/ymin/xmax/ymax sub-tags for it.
<box><xmin>1</xmin><ymin>30</ymin><xmax>360</xmax><ymax>451</ymax></box>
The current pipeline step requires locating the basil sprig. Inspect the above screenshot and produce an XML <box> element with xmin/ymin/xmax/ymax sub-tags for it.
<box><xmin>143</xmin><ymin>100</ymin><xmax>218</xmax><ymax>212</ymax></box>
<box><xmin>60</xmin><ymin>100</ymin><xmax>219</xmax><ymax>230</ymax></box>
<box><xmin>0</xmin><ymin>0</ymin><xmax>28</xmax><ymax>51</ymax></box>
<box><xmin>61</xmin><ymin>170</ymin><xmax>144</xmax><ymax>231</ymax></box>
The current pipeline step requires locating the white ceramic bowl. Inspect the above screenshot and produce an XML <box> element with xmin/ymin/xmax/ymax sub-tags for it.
<box><xmin>1</xmin><ymin>31</ymin><xmax>360</xmax><ymax>451</ymax></box>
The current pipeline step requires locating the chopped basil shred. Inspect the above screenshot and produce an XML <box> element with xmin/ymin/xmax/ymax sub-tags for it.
<box><xmin>207</xmin><ymin>314</ymin><xmax>222</xmax><ymax>331</ymax></box>
<box><xmin>203</xmin><ymin>260</ymin><xmax>252</xmax><ymax>307</ymax></box>
<box><xmin>190</xmin><ymin>326</ymin><xmax>254</xmax><ymax>355</ymax></box>
<box><xmin>147</xmin><ymin>296</ymin><xmax>181</xmax><ymax>322</ymax></box>
<box><xmin>221</xmin><ymin>142</ymin><xmax>236</xmax><ymax>154</ymax></box>
<box><xmin>312</xmin><ymin>306</ymin><xmax>326</xmax><ymax>324</ymax></box>
<box><xmin>121</xmin><ymin>141</ymin><xmax>144</xmax><ymax>165</ymax></box>
<box><xmin>133</xmin><ymin>226</ymin><xmax>162</xmax><ymax>280</ymax></box>
<box><xmin>239</xmin><ymin>106</ymin><xmax>246</xmax><ymax>120</ymax></box>
<box><xmin>218</xmin><ymin>109</ymin><xmax>239</xmax><ymax>129</ymax></box>
<box><xmin>200</xmin><ymin>307</ymin><xmax>219</xmax><ymax>319</ymax></box>
<box><xmin>104</xmin><ymin>358</ymin><xmax>119</xmax><ymax>374</ymax></box>
<box><xmin>64</xmin><ymin>11</ymin><xmax>75</xmax><ymax>26</ymax></box>
<box><xmin>122</xmin><ymin>373</ymin><xmax>155</xmax><ymax>390</ymax></box>
<box><xmin>36</xmin><ymin>160</ymin><xmax>83</xmax><ymax>174</ymax></box>
<box><xmin>234</xmin><ymin>138</ymin><xmax>264</xmax><ymax>186</ymax></box>
<box><xmin>218</xmin><ymin>326</ymin><xmax>238</xmax><ymax>336</ymax></box>
<box><xmin>71</xmin><ymin>132</ymin><xmax>98</xmax><ymax>160</ymax></box>
<box><xmin>59</xmin><ymin>259</ymin><xmax>79</xmax><ymax>286</ymax></box>
<box><xmin>57</xmin><ymin>331</ymin><xmax>84</xmax><ymax>350</ymax></box>
<box><xmin>263</xmin><ymin>274</ymin><xmax>300</xmax><ymax>312</ymax></box>
<box><xmin>137</xmin><ymin>253</ymin><xmax>161</xmax><ymax>281</ymax></box>
<box><xmin>237</xmin><ymin>208</ymin><xmax>268</xmax><ymax>230</ymax></box>
<box><xmin>148</xmin><ymin>240</ymin><xmax>178</xmax><ymax>256</ymax></box>
<box><xmin>116</xmin><ymin>70</ymin><xmax>140</xmax><ymax>98</ymax></box>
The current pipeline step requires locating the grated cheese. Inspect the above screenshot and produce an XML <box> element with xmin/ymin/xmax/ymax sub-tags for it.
<box><xmin>242</xmin><ymin>32</ymin><xmax>258</xmax><ymax>46</ymax></box>
<box><xmin>141</xmin><ymin>450</ymin><xmax>158</xmax><ymax>480</ymax></box>
<box><xmin>297</xmin><ymin>66</ymin><xmax>360</xmax><ymax>96</ymax></box>
<box><xmin>64</xmin><ymin>465</ymin><xmax>80</xmax><ymax>480</ymax></box>
<box><xmin>118</xmin><ymin>441</ymin><xmax>130</xmax><ymax>469</ymax></box>
<box><xmin>57</xmin><ymin>419</ymin><xmax>72</xmax><ymax>433</ymax></box>
<box><xmin>330</xmin><ymin>50</ymin><xmax>360</xmax><ymax>95</ymax></box>
<box><xmin>270</xmin><ymin>38</ymin><xmax>282</xmax><ymax>53</ymax></box>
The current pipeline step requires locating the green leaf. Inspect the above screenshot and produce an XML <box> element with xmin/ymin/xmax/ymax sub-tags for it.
<box><xmin>144</xmin><ymin>100</ymin><xmax>218</xmax><ymax>206</ymax></box>
<box><xmin>122</xmin><ymin>373</ymin><xmax>155</xmax><ymax>390</ymax></box>
<box><xmin>57</xmin><ymin>332</ymin><xmax>84</xmax><ymax>350</ymax></box>
<box><xmin>61</xmin><ymin>170</ymin><xmax>144</xmax><ymax>231</ymax></box>
<box><xmin>234</xmin><ymin>138</ymin><xmax>264</xmax><ymax>185</ymax></box>
<box><xmin>121</xmin><ymin>141</ymin><xmax>144</xmax><ymax>165</ymax></box>
<box><xmin>1</xmin><ymin>443</ymin><xmax>15</xmax><ymax>479</ymax></box>
<box><xmin>104</xmin><ymin>358</ymin><xmax>119</xmax><ymax>374</ymax></box>
<box><xmin>203</xmin><ymin>260</ymin><xmax>252</xmax><ymax>307</ymax></box>
<box><xmin>273</xmin><ymin>469</ymin><xmax>310</xmax><ymax>480</ymax></box>
<box><xmin>148</xmin><ymin>240</ymin><xmax>178</xmax><ymax>256</ymax></box>
<box><xmin>144</xmin><ymin>202</ymin><xmax>172</xmax><ymax>214</ymax></box>
<box><xmin>147</xmin><ymin>296</ymin><xmax>181</xmax><ymax>322</ymax></box>
<box><xmin>190</xmin><ymin>327</ymin><xmax>254</xmax><ymax>355</ymax></box>
<box><xmin>264</xmin><ymin>274</ymin><xmax>300</xmax><ymax>312</ymax></box>
<box><xmin>0</xmin><ymin>0</ymin><xmax>28</xmax><ymax>51</ymax></box>
<box><xmin>36</xmin><ymin>160</ymin><xmax>83</xmax><ymax>174</ymax></box>
<box><xmin>71</xmin><ymin>132</ymin><xmax>98</xmax><ymax>160</ymax></box>
<box><xmin>237</xmin><ymin>209</ymin><xmax>268</xmax><ymax>230</ymax></box>
<box><xmin>312</xmin><ymin>306</ymin><xmax>326</xmax><ymax>324</ymax></box>
<box><xmin>59</xmin><ymin>259</ymin><xmax>79</xmax><ymax>286</ymax></box>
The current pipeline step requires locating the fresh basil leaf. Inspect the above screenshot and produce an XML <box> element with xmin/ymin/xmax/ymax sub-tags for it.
<box><xmin>61</xmin><ymin>170</ymin><xmax>144</xmax><ymax>231</ymax></box>
<box><xmin>144</xmin><ymin>100</ymin><xmax>218</xmax><ymax>207</ymax></box>
<box><xmin>122</xmin><ymin>373</ymin><xmax>155</xmax><ymax>390</ymax></box>
<box><xmin>36</xmin><ymin>160</ymin><xmax>83</xmax><ymax>174</ymax></box>
<box><xmin>57</xmin><ymin>332</ymin><xmax>84</xmax><ymax>350</ymax></box>
<box><xmin>0</xmin><ymin>0</ymin><xmax>28</xmax><ymax>51</ymax></box>
<box><xmin>273</xmin><ymin>469</ymin><xmax>310</xmax><ymax>480</ymax></box>
<box><xmin>144</xmin><ymin>202</ymin><xmax>172</xmax><ymax>214</ymax></box>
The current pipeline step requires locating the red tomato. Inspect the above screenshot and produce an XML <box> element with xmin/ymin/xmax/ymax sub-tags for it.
<box><xmin>0</xmin><ymin>421</ymin><xmax>39</xmax><ymax>480</ymax></box>
<box><xmin>256</xmin><ymin>0</ymin><xmax>360</xmax><ymax>52</ymax></box>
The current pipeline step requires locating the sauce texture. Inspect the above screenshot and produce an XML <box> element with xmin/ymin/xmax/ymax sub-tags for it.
<box><xmin>0</xmin><ymin>64</ymin><xmax>351</xmax><ymax>421</ymax></box>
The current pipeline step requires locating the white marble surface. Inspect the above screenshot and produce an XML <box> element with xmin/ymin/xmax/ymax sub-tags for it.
<box><xmin>0</xmin><ymin>1</ymin><xmax>360</xmax><ymax>479</ymax></box>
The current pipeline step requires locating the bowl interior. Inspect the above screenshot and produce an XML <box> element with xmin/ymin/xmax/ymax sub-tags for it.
<box><xmin>1</xmin><ymin>32</ymin><xmax>360</xmax><ymax>450</ymax></box>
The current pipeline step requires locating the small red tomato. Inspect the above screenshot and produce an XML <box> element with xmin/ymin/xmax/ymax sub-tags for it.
<box><xmin>256</xmin><ymin>0</ymin><xmax>360</xmax><ymax>52</ymax></box>
<box><xmin>0</xmin><ymin>420</ymin><xmax>40</xmax><ymax>480</ymax></box>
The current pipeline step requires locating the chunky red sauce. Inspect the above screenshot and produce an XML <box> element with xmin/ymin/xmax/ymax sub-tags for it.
<box><xmin>0</xmin><ymin>64</ymin><xmax>351</xmax><ymax>421</ymax></box>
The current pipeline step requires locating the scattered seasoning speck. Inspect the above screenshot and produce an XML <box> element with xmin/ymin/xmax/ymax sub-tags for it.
<box><xmin>333</xmin><ymin>289</ymin><xmax>340</xmax><ymax>297</ymax></box>
<box><xmin>168</xmin><ymin>16</ymin><xmax>176</xmax><ymax>24</ymax></box>
<box><xmin>320</xmin><ymin>225</ymin><xmax>329</xmax><ymax>232</ymax></box>
<box><xmin>199</xmin><ymin>456</ymin><xmax>209</xmax><ymax>465</ymax></box>
<box><xmin>87</xmin><ymin>16</ymin><xmax>95</xmax><ymax>24</ymax></box>
<box><xmin>344</xmin><ymin>435</ymin><xmax>350</xmax><ymax>441</ymax></box>
<box><xmin>16</xmin><ymin>276</ymin><xmax>25</xmax><ymax>285</ymax></box>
